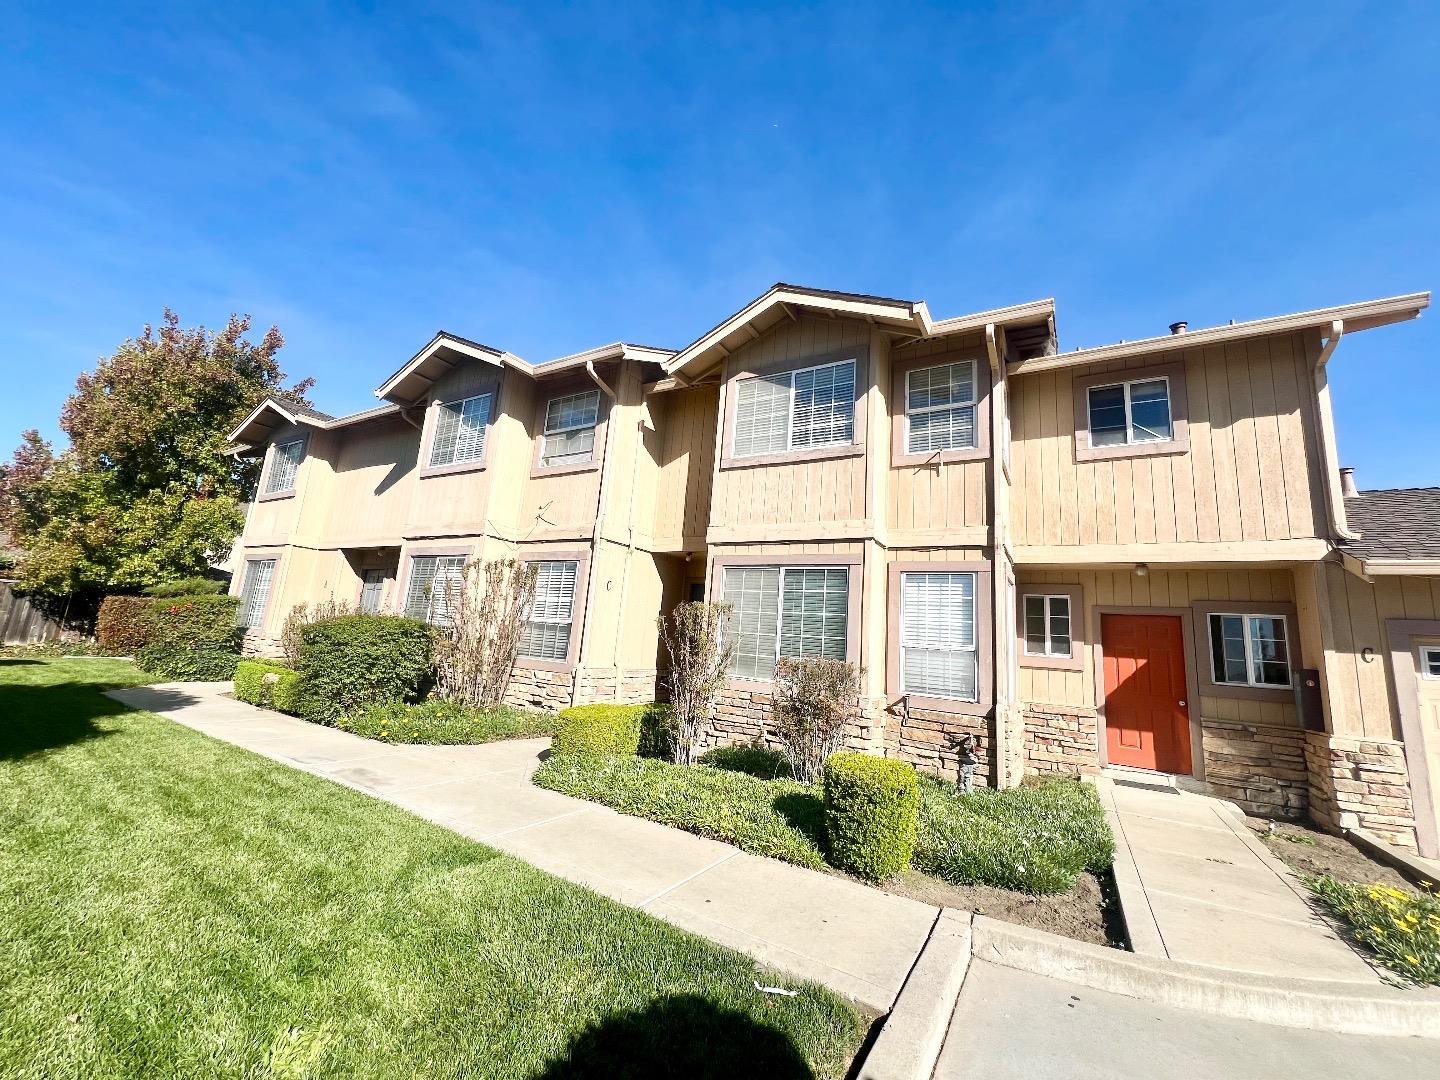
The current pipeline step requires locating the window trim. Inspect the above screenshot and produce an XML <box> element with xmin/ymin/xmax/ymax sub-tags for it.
<box><xmin>419</xmin><ymin>377</ymin><xmax>502</xmax><ymax>479</ymax></box>
<box><xmin>891</xmin><ymin>351</ymin><xmax>992</xmax><ymax>466</ymax></box>
<box><xmin>1421</xmin><ymin>645</ymin><xmax>1440</xmax><ymax>681</ymax></box>
<box><xmin>886</xmin><ymin>559</ymin><xmax>993</xmax><ymax>716</ymax></box>
<box><xmin>256</xmin><ymin>435</ymin><xmax>307</xmax><ymax>502</ymax></box>
<box><xmin>531</xmin><ymin>376</ymin><xmax>611</xmax><ymax>478</ymax></box>
<box><xmin>514</xmin><ymin>550</ymin><xmax>591</xmax><ymax>671</ymax></box>
<box><xmin>1020</xmin><ymin>588</ymin><xmax>1085</xmax><ymax>669</ymax></box>
<box><xmin>236</xmin><ymin>553</ymin><xmax>281</xmax><ymax>633</ymax></box>
<box><xmin>395</xmin><ymin>545</ymin><xmax>473</xmax><ymax>627</ymax></box>
<box><xmin>1191</xmin><ymin>600</ymin><xmax>1297</xmax><ymax>704</ymax></box>
<box><xmin>719</xmin><ymin>345</ymin><xmax>869</xmax><ymax>470</ymax></box>
<box><xmin>711</xmin><ymin>553</ymin><xmax>863</xmax><ymax>690</ymax></box>
<box><xmin>1072</xmin><ymin>360</ymin><xmax>1190</xmax><ymax>463</ymax></box>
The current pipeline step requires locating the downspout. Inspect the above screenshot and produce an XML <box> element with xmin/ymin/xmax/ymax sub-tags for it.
<box><xmin>985</xmin><ymin>324</ymin><xmax>1015</xmax><ymax>788</ymax></box>
<box><xmin>571</xmin><ymin>361</ymin><xmax>620</xmax><ymax>705</ymax></box>
<box><xmin>1313</xmin><ymin>320</ymin><xmax>1359</xmax><ymax>541</ymax></box>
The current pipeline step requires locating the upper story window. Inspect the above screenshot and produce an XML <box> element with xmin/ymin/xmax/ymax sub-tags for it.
<box><xmin>265</xmin><ymin>440</ymin><xmax>304</xmax><ymax>494</ymax></box>
<box><xmin>405</xmin><ymin>555</ymin><xmax>465</xmax><ymax>626</ymax></box>
<box><xmin>1023</xmin><ymin>594</ymin><xmax>1072</xmax><ymax>658</ymax></box>
<box><xmin>906</xmin><ymin>361</ymin><xmax>976</xmax><ymax>454</ymax></box>
<box><xmin>722</xmin><ymin>565</ymin><xmax>849</xmax><ymax>680</ymax></box>
<box><xmin>238</xmin><ymin>558</ymin><xmax>277</xmax><ymax>630</ymax></box>
<box><xmin>1209</xmin><ymin>613</ymin><xmax>1291</xmax><ymax>688</ymax></box>
<box><xmin>540</xmin><ymin>390</ymin><xmax>601</xmax><ymax>468</ymax></box>
<box><xmin>899</xmin><ymin>571</ymin><xmax>978</xmax><ymax>701</ymax></box>
<box><xmin>1087</xmin><ymin>377</ymin><xmax>1173</xmax><ymax>448</ymax></box>
<box><xmin>732</xmin><ymin>359</ymin><xmax>856</xmax><ymax>459</ymax></box>
<box><xmin>1420</xmin><ymin>645</ymin><xmax>1440</xmax><ymax>679</ymax></box>
<box><xmin>520</xmin><ymin>560</ymin><xmax>580</xmax><ymax>661</ymax></box>
<box><xmin>429</xmin><ymin>394</ymin><xmax>491</xmax><ymax>468</ymax></box>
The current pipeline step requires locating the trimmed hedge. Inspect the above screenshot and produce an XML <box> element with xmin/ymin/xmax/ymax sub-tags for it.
<box><xmin>234</xmin><ymin>659</ymin><xmax>302</xmax><ymax>713</ymax></box>
<box><xmin>340</xmin><ymin>699</ymin><xmax>558</xmax><ymax>745</ymax></box>
<box><xmin>134</xmin><ymin>595</ymin><xmax>242</xmax><ymax>680</ymax></box>
<box><xmin>136</xmin><ymin>645</ymin><xmax>241</xmax><ymax>681</ymax></box>
<box><xmin>822</xmin><ymin>753</ymin><xmax>918</xmax><ymax>882</ymax></box>
<box><xmin>294</xmin><ymin>615</ymin><xmax>434</xmax><ymax>724</ymax></box>
<box><xmin>143</xmin><ymin>577</ymin><xmax>228</xmax><ymax>597</ymax></box>
<box><xmin>96</xmin><ymin>596</ymin><xmax>157</xmax><ymax>653</ymax></box>
<box><xmin>551</xmin><ymin>703</ymin><xmax>674</xmax><ymax>757</ymax></box>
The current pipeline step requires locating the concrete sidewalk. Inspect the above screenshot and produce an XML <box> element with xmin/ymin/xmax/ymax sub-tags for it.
<box><xmin>106</xmin><ymin>683</ymin><xmax>937</xmax><ymax>1012</ymax></box>
<box><xmin>1100</xmin><ymin>775</ymin><xmax>1380</xmax><ymax>983</ymax></box>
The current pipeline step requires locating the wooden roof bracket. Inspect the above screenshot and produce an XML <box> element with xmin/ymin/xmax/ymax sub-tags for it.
<box><xmin>1313</xmin><ymin>319</ymin><xmax>1360</xmax><ymax>541</ymax></box>
<box><xmin>585</xmin><ymin>359</ymin><xmax>617</xmax><ymax>399</ymax></box>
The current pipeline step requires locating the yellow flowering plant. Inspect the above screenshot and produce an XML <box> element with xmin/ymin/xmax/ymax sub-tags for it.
<box><xmin>1308</xmin><ymin>874</ymin><xmax>1440</xmax><ymax>985</ymax></box>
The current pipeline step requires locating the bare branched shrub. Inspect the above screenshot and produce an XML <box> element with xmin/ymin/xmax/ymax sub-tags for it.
<box><xmin>280</xmin><ymin>598</ymin><xmax>354</xmax><ymax>664</ymax></box>
<box><xmin>771</xmin><ymin>656</ymin><xmax>861</xmax><ymax>784</ymax></box>
<box><xmin>658</xmin><ymin>601</ymin><xmax>734</xmax><ymax>765</ymax></box>
<box><xmin>434</xmin><ymin>558</ymin><xmax>539</xmax><ymax>709</ymax></box>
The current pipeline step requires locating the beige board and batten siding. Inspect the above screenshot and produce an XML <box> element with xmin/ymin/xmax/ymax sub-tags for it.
<box><xmin>1010</xmin><ymin>330</ymin><xmax>1326</xmax><ymax>551</ymax></box>
<box><xmin>648</xmin><ymin>383</ymin><xmax>718</xmax><ymax>551</ymax></box>
<box><xmin>318</xmin><ymin>414</ymin><xmax>420</xmax><ymax>545</ymax></box>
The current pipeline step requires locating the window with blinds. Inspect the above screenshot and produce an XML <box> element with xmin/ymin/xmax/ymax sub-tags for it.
<box><xmin>732</xmin><ymin>359</ymin><xmax>856</xmax><ymax>458</ymax></box>
<box><xmin>404</xmin><ymin>555</ymin><xmax>465</xmax><ymax>626</ymax></box>
<box><xmin>520</xmin><ymin>560</ymin><xmax>579</xmax><ymax>661</ymax></box>
<box><xmin>429</xmin><ymin>394</ymin><xmax>491</xmax><ymax>467</ymax></box>
<box><xmin>722</xmin><ymin>565</ymin><xmax>849</xmax><ymax>680</ymax></box>
<box><xmin>265</xmin><ymin>440</ymin><xmax>304</xmax><ymax>493</ymax></box>
<box><xmin>238</xmin><ymin>559</ymin><xmax>277</xmax><ymax>629</ymax></box>
<box><xmin>905</xmin><ymin>361</ymin><xmax>976</xmax><ymax>454</ymax></box>
<box><xmin>899</xmin><ymin>571</ymin><xmax>978</xmax><ymax>701</ymax></box>
<box><xmin>540</xmin><ymin>390</ymin><xmax>601</xmax><ymax>467</ymax></box>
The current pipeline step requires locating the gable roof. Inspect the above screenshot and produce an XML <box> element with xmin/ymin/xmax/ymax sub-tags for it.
<box><xmin>1343</xmin><ymin>488</ymin><xmax>1440</xmax><ymax>571</ymax></box>
<box><xmin>226</xmin><ymin>395</ymin><xmax>399</xmax><ymax>454</ymax></box>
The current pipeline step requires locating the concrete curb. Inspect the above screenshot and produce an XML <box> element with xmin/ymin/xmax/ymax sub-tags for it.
<box><xmin>971</xmin><ymin>915</ymin><xmax>1440</xmax><ymax>1038</ymax></box>
<box><xmin>858</xmin><ymin>909</ymin><xmax>972</xmax><ymax>1080</ymax></box>
<box><xmin>1347</xmin><ymin>828</ymin><xmax>1440</xmax><ymax>889</ymax></box>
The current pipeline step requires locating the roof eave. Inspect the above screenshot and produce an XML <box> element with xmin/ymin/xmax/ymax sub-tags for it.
<box><xmin>374</xmin><ymin>332</ymin><xmax>508</xmax><ymax>404</ymax></box>
<box><xmin>1357</xmin><ymin>557</ymin><xmax>1440</xmax><ymax>576</ymax></box>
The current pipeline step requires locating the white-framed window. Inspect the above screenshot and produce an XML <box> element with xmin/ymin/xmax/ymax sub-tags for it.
<box><xmin>906</xmin><ymin>360</ymin><xmax>976</xmax><ymax>454</ymax></box>
<box><xmin>732</xmin><ymin>358</ymin><xmax>856</xmax><ymax>458</ymax></box>
<box><xmin>404</xmin><ymin>555</ymin><xmax>465</xmax><ymax>626</ymax></box>
<box><xmin>540</xmin><ymin>390</ymin><xmax>601</xmax><ymax>468</ymax></box>
<box><xmin>238</xmin><ymin>558</ymin><xmax>277</xmax><ymax>629</ymax></box>
<box><xmin>1208</xmin><ymin>613</ymin><xmax>1291</xmax><ymax>688</ymax></box>
<box><xmin>429</xmin><ymin>394</ymin><xmax>491</xmax><ymax>468</ymax></box>
<box><xmin>1023</xmin><ymin>594</ymin><xmax>1072</xmax><ymax>658</ymax></box>
<box><xmin>1420</xmin><ymin>645</ymin><xmax>1440</xmax><ymax>680</ymax></box>
<box><xmin>722</xmin><ymin>565</ymin><xmax>849</xmax><ymax>680</ymax></box>
<box><xmin>899</xmin><ymin>571</ymin><xmax>978</xmax><ymax>701</ymax></box>
<box><xmin>1087</xmin><ymin>376</ymin><xmax>1173</xmax><ymax>448</ymax></box>
<box><xmin>520</xmin><ymin>560</ymin><xmax>580</xmax><ymax>661</ymax></box>
<box><xmin>265</xmin><ymin>440</ymin><xmax>304</xmax><ymax>494</ymax></box>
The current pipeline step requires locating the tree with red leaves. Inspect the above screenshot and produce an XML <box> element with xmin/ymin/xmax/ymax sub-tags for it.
<box><xmin>0</xmin><ymin>311</ymin><xmax>312</xmax><ymax>595</ymax></box>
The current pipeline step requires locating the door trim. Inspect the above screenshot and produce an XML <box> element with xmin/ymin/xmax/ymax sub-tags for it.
<box><xmin>1386</xmin><ymin>618</ymin><xmax>1440</xmax><ymax>859</ymax></box>
<box><xmin>1093</xmin><ymin>605</ymin><xmax>1206</xmax><ymax>781</ymax></box>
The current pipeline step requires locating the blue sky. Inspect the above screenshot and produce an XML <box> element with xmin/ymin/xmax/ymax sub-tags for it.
<box><xmin>2</xmin><ymin>1</ymin><xmax>1436</xmax><ymax>486</ymax></box>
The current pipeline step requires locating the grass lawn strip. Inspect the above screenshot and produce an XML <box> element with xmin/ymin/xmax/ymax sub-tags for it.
<box><xmin>338</xmin><ymin>697</ymin><xmax>559</xmax><ymax>745</ymax></box>
<box><xmin>0</xmin><ymin>659</ymin><xmax>863</xmax><ymax>1079</ymax></box>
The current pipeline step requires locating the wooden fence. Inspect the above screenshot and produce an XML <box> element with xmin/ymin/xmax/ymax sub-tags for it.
<box><xmin>0</xmin><ymin>580</ymin><xmax>78</xmax><ymax>645</ymax></box>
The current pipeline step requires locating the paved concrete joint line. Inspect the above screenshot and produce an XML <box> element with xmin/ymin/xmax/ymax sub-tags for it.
<box><xmin>106</xmin><ymin>683</ymin><xmax>937</xmax><ymax>1014</ymax></box>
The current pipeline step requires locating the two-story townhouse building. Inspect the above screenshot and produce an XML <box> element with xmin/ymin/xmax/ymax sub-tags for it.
<box><xmin>226</xmin><ymin>283</ymin><xmax>1440</xmax><ymax>858</ymax></box>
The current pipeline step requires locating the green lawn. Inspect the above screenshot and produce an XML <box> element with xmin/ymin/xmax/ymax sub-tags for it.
<box><xmin>0</xmin><ymin>659</ymin><xmax>864</xmax><ymax>1079</ymax></box>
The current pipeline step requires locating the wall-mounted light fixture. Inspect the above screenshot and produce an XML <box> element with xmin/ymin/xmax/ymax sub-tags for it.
<box><xmin>1134</xmin><ymin>563</ymin><xmax>1149</xmax><ymax>578</ymax></box>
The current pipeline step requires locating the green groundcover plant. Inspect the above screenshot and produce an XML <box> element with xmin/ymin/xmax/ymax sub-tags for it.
<box><xmin>340</xmin><ymin>698</ymin><xmax>558</xmax><ymax>745</ymax></box>
<box><xmin>1307</xmin><ymin>876</ymin><xmax>1440</xmax><ymax>985</ymax></box>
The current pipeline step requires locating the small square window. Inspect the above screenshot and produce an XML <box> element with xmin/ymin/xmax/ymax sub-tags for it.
<box><xmin>1420</xmin><ymin>646</ymin><xmax>1440</xmax><ymax>680</ymax></box>
<box><xmin>1087</xmin><ymin>377</ymin><xmax>1173</xmax><ymax>448</ymax></box>
<box><xmin>1023</xmin><ymin>594</ymin><xmax>1072</xmax><ymax>658</ymax></box>
<box><xmin>540</xmin><ymin>390</ymin><xmax>601</xmax><ymax>468</ymax></box>
<box><xmin>1208</xmin><ymin>613</ymin><xmax>1291</xmax><ymax>689</ymax></box>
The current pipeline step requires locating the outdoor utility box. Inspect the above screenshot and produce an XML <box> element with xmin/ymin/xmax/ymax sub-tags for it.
<box><xmin>1295</xmin><ymin>669</ymin><xmax>1325</xmax><ymax>731</ymax></box>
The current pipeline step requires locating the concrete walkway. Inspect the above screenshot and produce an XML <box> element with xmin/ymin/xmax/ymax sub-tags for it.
<box><xmin>1099</xmin><ymin>774</ymin><xmax>1381</xmax><ymax>983</ymax></box>
<box><xmin>106</xmin><ymin>683</ymin><xmax>937</xmax><ymax>1012</ymax></box>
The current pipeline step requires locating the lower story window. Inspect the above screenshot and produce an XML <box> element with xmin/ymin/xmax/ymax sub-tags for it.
<box><xmin>722</xmin><ymin>565</ymin><xmax>849</xmax><ymax>680</ymax></box>
<box><xmin>1023</xmin><ymin>594</ymin><xmax>1072</xmax><ymax>657</ymax></box>
<box><xmin>1209</xmin><ymin>613</ymin><xmax>1291</xmax><ymax>688</ymax></box>
<box><xmin>405</xmin><ymin>555</ymin><xmax>465</xmax><ymax>626</ymax></box>
<box><xmin>520</xmin><ymin>560</ymin><xmax>580</xmax><ymax>661</ymax></box>
<box><xmin>1420</xmin><ymin>645</ymin><xmax>1440</xmax><ymax>679</ymax></box>
<box><xmin>238</xmin><ymin>558</ymin><xmax>276</xmax><ymax>630</ymax></box>
<box><xmin>900</xmin><ymin>571</ymin><xmax>978</xmax><ymax>701</ymax></box>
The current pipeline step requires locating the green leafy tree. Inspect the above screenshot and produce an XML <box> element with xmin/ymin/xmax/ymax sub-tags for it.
<box><xmin>0</xmin><ymin>311</ymin><xmax>312</xmax><ymax>595</ymax></box>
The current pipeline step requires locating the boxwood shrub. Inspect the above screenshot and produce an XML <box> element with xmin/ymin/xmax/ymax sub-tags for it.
<box><xmin>134</xmin><ymin>595</ymin><xmax>242</xmax><ymax>680</ymax></box>
<box><xmin>822</xmin><ymin>752</ymin><xmax>918</xmax><ymax>882</ymax></box>
<box><xmin>551</xmin><ymin>703</ymin><xmax>674</xmax><ymax>757</ymax></box>
<box><xmin>294</xmin><ymin>614</ymin><xmax>434</xmax><ymax>724</ymax></box>
<box><xmin>234</xmin><ymin>659</ymin><xmax>302</xmax><ymax>713</ymax></box>
<box><xmin>96</xmin><ymin>595</ymin><xmax>157</xmax><ymax>654</ymax></box>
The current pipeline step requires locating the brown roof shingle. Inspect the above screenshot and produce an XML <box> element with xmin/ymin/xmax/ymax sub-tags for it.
<box><xmin>1343</xmin><ymin>488</ymin><xmax>1440</xmax><ymax>562</ymax></box>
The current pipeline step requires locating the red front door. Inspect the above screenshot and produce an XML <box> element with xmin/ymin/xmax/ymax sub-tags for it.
<box><xmin>1102</xmin><ymin>614</ymin><xmax>1192</xmax><ymax>774</ymax></box>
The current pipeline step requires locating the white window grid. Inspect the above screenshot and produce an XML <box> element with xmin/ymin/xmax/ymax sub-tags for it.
<box><xmin>732</xmin><ymin>358</ymin><xmax>856</xmax><ymax>458</ymax></box>
<box><xmin>540</xmin><ymin>390</ymin><xmax>601</xmax><ymax>467</ymax></box>
<box><xmin>721</xmin><ymin>565</ymin><xmax>849</xmax><ymax>680</ymax></box>
<box><xmin>905</xmin><ymin>360</ymin><xmax>977</xmax><ymax>455</ymax></box>
<box><xmin>238</xmin><ymin>559</ymin><xmax>276</xmax><ymax>629</ymax></box>
<box><xmin>520</xmin><ymin>560</ymin><xmax>579</xmax><ymax>661</ymax></box>
<box><xmin>1087</xmin><ymin>376</ymin><xmax>1172</xmax><ymax>447</ymax></box>
<box><xmin>1420</xmin><ymin>645</ymin><xmax>1440</xmax><ymax>680</ymax></box>
<box><xmin>899</xmin><ymin>571</ymin><xmax>978</xmax><ymax>702</ymax></box>
<box><xmin>429</xmin><ymin>394</ymin><xmax>491</xmax><ymax>467</ymax></box>
<box><xmin>1209</xmin><ymin>612</ymin><xmax>1292</xmax><ymax>688</ymax></box>
<box><xmin>265</xmin><ymin>440</ymin><xmax>304</xmax><ymax>493</ymax></box>
<box><xmin>1022</xmin><ymin>593</ymin><xmax>1072</xmax><ymax>658</ymax></box>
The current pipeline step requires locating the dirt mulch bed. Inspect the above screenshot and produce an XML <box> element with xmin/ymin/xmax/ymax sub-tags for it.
<box><xmin>880</xmin><ymin>869</ymin><xmax>1124</xmax><ymax>947</ymax></box>
<box><xmin>1250</xmin><ymin>817</ymin><xmax>1418</xmax><ymax>895</ymax></box>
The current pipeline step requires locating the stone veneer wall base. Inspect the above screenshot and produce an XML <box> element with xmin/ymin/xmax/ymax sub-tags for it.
<box><xmin>1304</xmin><ymin>730</ymin><xmax>1419</xmax><ymax>851</ymax></box>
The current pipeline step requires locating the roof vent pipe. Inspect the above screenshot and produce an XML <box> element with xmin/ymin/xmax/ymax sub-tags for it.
<box><xmin>1168</xmin><ymin>321</ymin><xmax>1188</xmax><ymax>335</ymax></box>
<box><xmin>1340</xmin><ymin>467</ymin><xmax>1358</xmax><ymax>498</ymax></box>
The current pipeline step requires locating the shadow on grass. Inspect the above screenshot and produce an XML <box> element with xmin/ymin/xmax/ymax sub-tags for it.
<box><xmin>0</xmin><ymin>658</ymin><xmax>44</xmax><ymax>665</ymax></box>
<box><xmin>700</xmin><ymin>742</ymin><xmax>793</xmax><ymax>780</ymax></box>
<box><xmin>773</xmin><ymin>791</ymin><xmax>827</xmax><ymax>850</ymax></box>
<box><xmin>533</xmin><ymin>993</ymin><xmax>815</xmax><ymax>1079</ymax></box>
<box><xmin>0</xmin><ymin>679</ymin><xmax>136</xmax><ymax>760</ymax></box>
